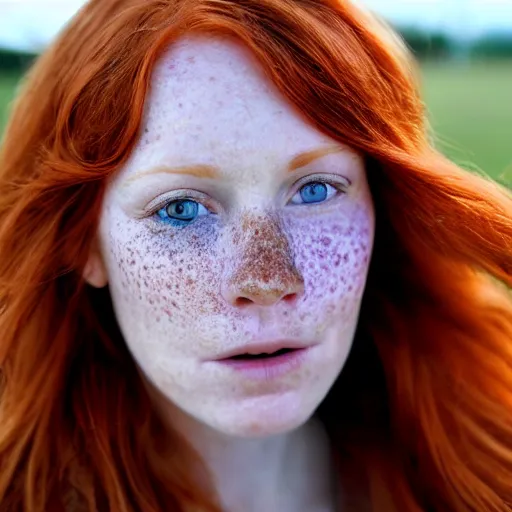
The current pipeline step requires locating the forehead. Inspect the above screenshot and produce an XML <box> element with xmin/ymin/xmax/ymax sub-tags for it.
<box><xmin>121</xmin><ymin>36</ymin><xmax>337</xmax><ymax>177</ymax></box>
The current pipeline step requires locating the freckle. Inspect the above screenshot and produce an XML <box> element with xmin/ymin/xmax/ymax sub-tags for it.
<box><xmin>178</xmin><ymin>103</ymin><xmax>183</xmax><ymax>108</ymax></box>
<box><xmin>144</xmin><ymin>128</ymin><xmax>149</xmax><ymax>134</ymax></box>
<box><xmin>129</xmin><ymin>259</ymin><xmax>136</xmax><ymax>266</ymax></box>
<box><xmin>321</xmin><ymin>237</ymin><xmax>331</xmax><ymax>247</ymax></box>
<box><xmin>156</xmin><ymin>316</ymin><xmax>161</xmax><ymax>323</ymax></box>
<box><xmin>171</xmin><ymin>301</ymin><xmax>178</xmax><ymax>308</ymax></box>
<box><xmin>343</xmin><ymin>253</ymin><xmax>349</xmax><ymax>263</ymax></box>
<box><xmin>348</xmin><ymin>285</ymin><xmax>353</xmax><ymax>292</ymax></box>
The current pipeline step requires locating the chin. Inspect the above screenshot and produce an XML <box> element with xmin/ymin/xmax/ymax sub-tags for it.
<box><xmin>208</xmin><ymin>392</ymin><xmax>319</xmax><ymax>438</ymax></box>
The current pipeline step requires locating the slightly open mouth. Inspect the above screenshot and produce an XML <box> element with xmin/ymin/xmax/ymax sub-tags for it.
<box><xmin>228</xmin><ymin>348</ymin><xmax>296</xmax><ymax>360</ymax></box>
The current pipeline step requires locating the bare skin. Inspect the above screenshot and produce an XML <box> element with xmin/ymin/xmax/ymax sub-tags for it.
<box><xmin>85</xmin><ymin>36</ymin><xmax>375</xmax><ymax>511</ymax></box>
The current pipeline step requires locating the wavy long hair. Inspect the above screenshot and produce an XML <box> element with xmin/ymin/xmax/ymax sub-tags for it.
<box><xmin>0</xmin><ymin>0</ymin><xmax>511</xmax><ymax>510</ymax></box>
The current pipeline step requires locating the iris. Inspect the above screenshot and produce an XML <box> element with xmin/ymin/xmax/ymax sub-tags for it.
<box><xmin>157</xmin><ymin>199</ymin><xmax>206</xmax><ymax>227</ymax></box>
<box><xmin>299</xmin><ymin>182</ymin><xmax>328</xmax><ymax>204</ymax></box>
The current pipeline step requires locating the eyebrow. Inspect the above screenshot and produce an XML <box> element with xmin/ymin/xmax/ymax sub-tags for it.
<box><xmin>287</xmin><ymin>145</ymin><xmax>345</xmax><ymax>171</ymax></box>
<box><xmin>124</xmin><ymin>164</ymin><xmax>219</xmax><ymax>185</ymax></box>
<box><xmin>124</xmin><ymin>144</ymin><xmax>345</xmax><ymax>184</ymax></box>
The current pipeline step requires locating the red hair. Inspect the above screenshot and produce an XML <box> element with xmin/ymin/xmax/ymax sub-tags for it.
<box><xmin>0</xmin><ymin>0</ymin><xmax>510</xmax><ymax>510</ymax></box>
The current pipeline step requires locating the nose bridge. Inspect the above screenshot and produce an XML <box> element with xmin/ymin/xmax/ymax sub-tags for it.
<box><xmin>223</xmin><ymin>211</ymin><xmax>305</xmax><ymax>306</ymax></box>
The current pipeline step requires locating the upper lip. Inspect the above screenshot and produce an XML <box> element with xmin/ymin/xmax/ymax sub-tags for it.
<box><xmin>213</xmin><ymin>339</ymin><xmax>314</xmax><ymax>360</ymax></box>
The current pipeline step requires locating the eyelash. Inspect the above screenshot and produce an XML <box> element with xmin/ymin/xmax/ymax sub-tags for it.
<box><xmin>148</xmin><ymin>175</ymin><xmax>348</xmax><ymax>228</ymax></box>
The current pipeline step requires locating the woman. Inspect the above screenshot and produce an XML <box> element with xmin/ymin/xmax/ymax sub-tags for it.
<box><xmin>0</xmin><ymin>0</ymin><xmax>510</xmax><ymax>510</ymax></box>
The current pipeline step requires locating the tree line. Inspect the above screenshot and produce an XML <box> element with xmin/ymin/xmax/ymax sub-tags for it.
<box><xmin>0</xmin><ymin>48</ymin><xmax>37</xmax><ymax>73</ymax></box>
<box><xmin>396</xmin><ymin>27</ymin><xmax>512</xmax><ymax>60</ymax></box>
<box><xmin>0</xmin><ymin>27</ymin><xmax>512</xmax><ymax>72</ymax></box>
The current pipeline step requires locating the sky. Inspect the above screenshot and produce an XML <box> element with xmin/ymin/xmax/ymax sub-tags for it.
<box><xmin>0</xmin><ymin>0</ymin><xmax>511</xmax><ymax>52</ymax></box>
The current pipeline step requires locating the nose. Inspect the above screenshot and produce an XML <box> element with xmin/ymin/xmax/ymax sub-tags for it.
<box><xmin>221</xmin><ymin>213</ymin><xmax>305</xmax><ymax>308</ymax></box>
<box><xmin>224</xmin><ymin>270</ymin><xmax>305</xmax><ymax>308</ymax></box>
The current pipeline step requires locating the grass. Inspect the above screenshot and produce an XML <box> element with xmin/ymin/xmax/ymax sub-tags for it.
<box><xmin>0</xmin><ymin>61</ymin><xmax>511</xmax><ymax>182</ymax></box>
<box><xmin>422</xmin><ymin>61</ymin><xmax>512</xmax><ymax>182</ymax></box>
<box><xmin>0</xmin><ymin>72</ymin><xmax>22</xmax><ymax>133</ymax></box>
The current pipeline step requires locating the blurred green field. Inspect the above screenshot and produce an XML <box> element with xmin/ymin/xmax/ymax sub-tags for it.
<box><xmin>0</xmin><ymin>73</ymin><xmax>21</xmax><ymax>133</ymax></box>
<box><xmin>422</xmin><ymin>61</ymin><xmax>512</xmax><ymax>181</ymax></box>
<box><xmin>0</xmin><ymin>62</ymin><xmax>511</xmax><ymax>181</ymax></box>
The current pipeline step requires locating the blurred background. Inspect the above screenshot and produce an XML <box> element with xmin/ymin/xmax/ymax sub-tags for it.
<box><xmin>0</xmin><ymin>0</ymin><xmax>511</xmax><ymax>183</ymax></box>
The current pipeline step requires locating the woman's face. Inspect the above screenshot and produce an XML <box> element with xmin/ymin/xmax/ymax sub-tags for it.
<box><xmin>93</xmin><ymin>36</ymin><xmax>375</xmax><ymax>438</ymax></box>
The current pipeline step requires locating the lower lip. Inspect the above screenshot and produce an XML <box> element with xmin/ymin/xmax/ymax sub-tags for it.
<box><xmin>214</xmin><ymin>348</ymin><xmax>310</xmax><ymax>381</ymax></box>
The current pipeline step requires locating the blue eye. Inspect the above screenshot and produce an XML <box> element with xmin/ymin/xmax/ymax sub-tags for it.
<box><xmin>156</xmin><ymin>199</ymin><xmax>208</xmax><ymax>227</ymax></box>
<box><xmin>290</xmin><ymin>181</ymin><xmax>338</xmax><ymax>205</ymax></box>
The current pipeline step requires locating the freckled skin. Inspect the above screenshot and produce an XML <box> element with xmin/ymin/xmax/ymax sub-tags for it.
<box><xmin>98</xmin><ymin>36</ymin><xmax>375</xmax><ymax>438</ymax></box>
<box><xmin>223</xmin><ymin>211</ymin><xmax>304</xmax><ymax>306</ymax></box>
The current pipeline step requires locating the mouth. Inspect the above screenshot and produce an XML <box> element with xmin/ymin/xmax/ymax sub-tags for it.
<box><xmin>226</xmin><ymin>348</ymin><xmax>299</xmax><ymax>361</ymax></box>
<box><xmin>214</xmin><ymin>340</ymin><xmax>311</xmax><ymax>362</ymax></box>
<box><xmin>213</xmin><ymin>343</ymin><xmax>311</xmax><ymax>380</ymax></box>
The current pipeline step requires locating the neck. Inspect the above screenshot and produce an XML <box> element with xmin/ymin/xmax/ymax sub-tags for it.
<box><xmin>158</xmin><ymin>401</ymin><xmax>338</xmax><ymax>512</ymax></box>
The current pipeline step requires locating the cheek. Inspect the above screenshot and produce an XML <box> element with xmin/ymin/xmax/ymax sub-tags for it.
<box><xmin>283</xmin><ymin>205</ymin><xmax>374</xmax><ymax>317</ymax></box>
<box><xmin>105</xmin><ymin>213</ymin><xmax>224</xmax><ymax>327</ymax></box>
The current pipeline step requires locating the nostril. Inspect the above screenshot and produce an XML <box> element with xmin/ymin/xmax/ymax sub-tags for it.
<box><xmin>282</xmin><ymin>292</ymin><xmax>299</xmax><ymax>305</ymax></box>
<box><xmin>234</xmin><ymin>296</ymin><xmax>254</xmax><ymax>308</ymax></box>
<box><xmin>232</xmin><ymin>291</ymin><xmax>298</xmax><ymax>308</ymax></box>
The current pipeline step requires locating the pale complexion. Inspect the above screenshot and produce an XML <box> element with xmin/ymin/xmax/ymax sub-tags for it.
<box><xmin>86</xmin><ymin>36</ymin><xmax>375</xmax><ymax>512</ymax></box>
